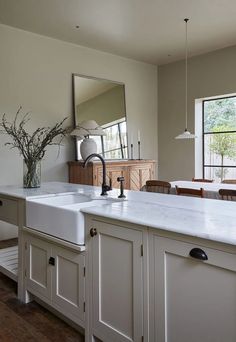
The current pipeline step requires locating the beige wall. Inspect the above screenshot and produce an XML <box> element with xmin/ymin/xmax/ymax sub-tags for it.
<box><xmin>158</xmin><ymin>45</ymin><xmax>236</xmax><ymax>181</ymax></box>
<box><xmin>0</xmin><ymin>24</ymin><xmax>157</xmax><ymax>239</ymax></box>
<box><xmin>0</xmin><ymin>24</ymin><xmax>158</xmax><ymax>187</ymax></box>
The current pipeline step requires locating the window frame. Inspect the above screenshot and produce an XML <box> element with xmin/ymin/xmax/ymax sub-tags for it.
<box><xmin>99</xmin><ymin>119</ymin><xmax>128</xmax><ymax>159</ymax></box>
<box><xmin>202</xmin><ymin>96</ymin><xmax>236</xmax><ymax>178</ymax></box>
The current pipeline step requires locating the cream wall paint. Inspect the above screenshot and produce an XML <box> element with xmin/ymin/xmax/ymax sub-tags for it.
<box><xmin>0</xmin><ymin>24</ymin><xmax>157</xmax><ymax>239</ymax></box>
<box><xmin>158</xmin><ymin>45</ymin><xmax>236</xmax><ymax>181</ymax></box>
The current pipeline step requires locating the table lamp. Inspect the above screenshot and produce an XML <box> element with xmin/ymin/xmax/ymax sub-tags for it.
<box><xmin>70</xmin><ymin>120</ymin><xmax>105</xmax><ymax>160</ymax></box>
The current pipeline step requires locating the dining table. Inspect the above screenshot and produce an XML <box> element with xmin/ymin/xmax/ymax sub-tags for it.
<box><xmin>170</xmin><ymin>180</ymin><xmax>236</xmax><ymax>200</ymax></box>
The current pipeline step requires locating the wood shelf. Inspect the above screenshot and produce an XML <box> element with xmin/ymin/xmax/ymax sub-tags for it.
<box><xmin>0</xmin><ymin>245</ymin><xmax>18</xmax><ymax>282</ymax></box>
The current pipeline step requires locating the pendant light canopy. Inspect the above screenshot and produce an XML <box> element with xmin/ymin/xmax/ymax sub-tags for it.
<box><xmin>175</xmin><ymin>18</ymin><xmax>197</xmax><ymax>139</ymax></box>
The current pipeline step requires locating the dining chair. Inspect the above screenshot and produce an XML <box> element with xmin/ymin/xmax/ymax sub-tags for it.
<box><xmin>146</xmin><ymin>180</ymin><xmax>171</xmax><ymax>194</ymax></box>
<box><xmin>192</xmin><ymin>178</ymin><xmax>213</xmax><ymax>183</ymax></box>
<box><xmin>219</xmin><ymin>189</ymin><xmax>236</xmax><ymax>201</ymax></box>
<box><xmin>221</xmin><ymin>179</ymin><xmax>236</xmax><ymax>184</ymax></box>
<box><xmin>176</xmin><ymin>186</ymin><xmax>204</xmax><ymax>198</ymax></box>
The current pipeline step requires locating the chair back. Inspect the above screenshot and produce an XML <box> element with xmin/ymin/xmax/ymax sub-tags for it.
<box><xmin>219</xmin><ymin>189</ymin><xmax>236</xmax><ymax>201</ymax></box>
<box><xmin>146</xmin><ymin>180</ymin><xmax>171</xmax><ymax>194</ymax></box>
<box><xmin>176</xmin><ymin>186</ymin><xmax>204</xmax><ymax>198</ymax></box>
<box><xmin>221</xmin><ymin>179</ymin><xmax>236</xmax><ymax>184</ymax></box>
<box><xmin>192</xmin><ymin>178</ymin><xmax>213</xmax><ymax>183</ymax></box>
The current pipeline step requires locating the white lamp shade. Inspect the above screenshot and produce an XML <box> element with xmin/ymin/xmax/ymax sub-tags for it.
<box><xmin>70</xmin><ymin>120</ymin><xmax>105</xmax><ymax>139</ymax></box>
<box><xmin>80</xmin><ymin>137</ymin><xmax>97</xmax><ymax>160</ymax></box>
<box><xmin>175</xmin><ymin>129</ymin><xmax>197</xmax><ymax>139</ymax></box>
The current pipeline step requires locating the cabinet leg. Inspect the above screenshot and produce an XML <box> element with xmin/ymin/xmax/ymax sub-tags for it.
<box><xmin>85</xmin><ymin>331</ymin><xmax>101</xmax><ymax>342</ymax></box>
<box><xmin>17</xmin><ymin>286</ymin><xmax>33</xmax><ymax>304</ymax></box>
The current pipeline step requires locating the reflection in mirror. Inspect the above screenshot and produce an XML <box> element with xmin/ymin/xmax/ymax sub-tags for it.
<box><xmin>73</xmin><ymin>74</ymin><xmax>128</xmax><ymax>160</ymax></box>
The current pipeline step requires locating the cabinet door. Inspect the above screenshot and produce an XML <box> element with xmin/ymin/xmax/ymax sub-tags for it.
<box><xmin>95</xmin><ymin>165</ymin><xmax>127</xmax><ymax>189</ymax></box>
<box><xmin>129</xmin><ymin>164</ymin><xmax>153</xmax><ymax>190</ymax></box>
<box><xmin>51</xmin><ymin>246</ymin><xmax>85</xmax><ymax>325</ymax></box>
<box><xmin>25</xmin><ymin>235</ymin><xmax>51</xmax><ymax>300</ymax></box>
<box><xmin>152</xmin><ymin>235</ymin><xmax>236</xmax><ymax>342</ymax></box>
<box><xmin>91</xmin><ymin>220</ymin><xmax>143</xmax><ymax>342</ymax></box>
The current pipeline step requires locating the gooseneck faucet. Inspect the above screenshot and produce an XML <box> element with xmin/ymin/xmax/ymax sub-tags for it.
<box><xmin>83</xmin><ymin>153</ymin><xmax>112</xmax><ymax>196</ymax></box>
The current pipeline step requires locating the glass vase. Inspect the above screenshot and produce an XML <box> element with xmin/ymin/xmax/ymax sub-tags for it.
<box><xmin>23</xmin><ymin>159</ymin><xmax>41</xmax><ymax>188</ymax></box>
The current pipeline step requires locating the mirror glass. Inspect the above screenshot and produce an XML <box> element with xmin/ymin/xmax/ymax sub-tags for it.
<box><xmin>73</xmin><ymin>74</ymin><xmax>128</xmax><ymax>160</ymax></box>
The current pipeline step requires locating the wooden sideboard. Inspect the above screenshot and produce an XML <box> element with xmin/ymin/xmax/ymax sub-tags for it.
<box><xmin>68</xmin><ymin>160</ymin><xmax>156</xmax><ymax>191</ymax></box>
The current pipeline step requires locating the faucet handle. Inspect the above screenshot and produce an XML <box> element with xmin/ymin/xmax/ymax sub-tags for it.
<box><xmin>117</xmin><ymin>177</ymin><xmax>126</xmax><ymax>198</ymax></box>
<box><xmin>109</xmin><ymin>177</ymin><xmax>112</xmax><ymax>190</ymax></box>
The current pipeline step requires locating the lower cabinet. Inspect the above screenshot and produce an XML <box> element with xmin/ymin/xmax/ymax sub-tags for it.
<box><xmin>24</xmin><ymin>220</ymin><xmax>236</xmax><ymax>341</ymax></box>
<box><xmin>87</xmin><ymin>219</ymin><xmax>144</xmax><ymax>342</ymax></box>
<box><xmin>150</xmin><ymin>234</ymin><xmax>236</xmax><ymax>342</ymax></box>
<box><xmin>25</xmin><ymin>233</ymin><xmax>85</xmax><ymax>326</ymax></box>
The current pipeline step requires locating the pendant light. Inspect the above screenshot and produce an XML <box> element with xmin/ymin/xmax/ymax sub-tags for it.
<box><xmin>175</xmin><ymin>18</ymin><xmax>197</xmax><ymax>139</ymax></box>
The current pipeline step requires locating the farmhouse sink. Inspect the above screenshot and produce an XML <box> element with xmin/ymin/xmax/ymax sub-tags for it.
<box><xmin>30</xmin><ymin>193</ymin><xmax>93</xmax><ymax>206</ymax></box>
<box><xmin>26</xmin><ymin>193</ymin><xmax>119</xmax><ymax>245</ymax></box>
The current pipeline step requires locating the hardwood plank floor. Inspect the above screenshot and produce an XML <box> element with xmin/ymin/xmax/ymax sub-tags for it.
<box><xmin>0</xmin><ymin>239</ymin><xmax>85</xmax><ymax>342</ymax></box>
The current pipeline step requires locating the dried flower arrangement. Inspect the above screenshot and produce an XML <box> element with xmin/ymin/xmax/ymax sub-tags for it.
<box><xmin>0</xmin><ymin>107</ymin><xmax>69</xmax><ymax>188</ymax></box>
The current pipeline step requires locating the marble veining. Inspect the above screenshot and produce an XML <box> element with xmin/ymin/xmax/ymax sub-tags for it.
<box><xmin>1</xmin><ymin>182</ymin><xmax>236</xmax><ymax>246</ymax></box>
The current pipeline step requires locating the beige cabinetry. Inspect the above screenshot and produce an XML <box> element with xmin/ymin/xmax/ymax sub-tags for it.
<box><xmin>0</xmin><ymin>195</ymin><xmax>19</xmax><ymax>281</ymax></box>
<box><xmin>0</xmin><ymin>195</ymin><xmax>18</xmax><ymax>225</ymax></box>
<box><xmin>0</xmin><ymin>194</ymin><xmax>26</xmax><ymax>301</ymax></box>
<box><xmin>86</xmin><ymin>218</ymin><xmax>144</xmax><ymax>342</ymax></box>
<box><xmin>68</xmin><ymin>159</ymin><xmax>156</xmax><ymax>190</ymax></box>
<box><xmin>85</xmin><ymin>215</ymin><xmax>236</xmax><ymax>342</ymax></box>
<box><xmin>149</xmin><ymin>233</ymin><xmax>236</xmax><ymax>342</ymax></box>
<box><xmin>25</xmin><ymin>232</ymin><xmax>85</xmax><ymax>326</ymax></box>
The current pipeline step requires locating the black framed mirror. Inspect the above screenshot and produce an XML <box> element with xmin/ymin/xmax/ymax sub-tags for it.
<box><xmin>72</xmin><ymin>74</ymin><xmax>128</xmax><ymax>160</ymax></box>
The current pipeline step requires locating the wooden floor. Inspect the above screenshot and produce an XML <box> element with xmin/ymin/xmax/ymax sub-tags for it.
<box><xmin>0</xmin><ymin>239</ymin><xmax>84</xmax><ymax>342</ymax></box>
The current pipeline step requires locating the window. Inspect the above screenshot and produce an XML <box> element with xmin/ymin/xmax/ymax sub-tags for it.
<box><xmin>97</xmin><ymin>118</ymin><xmax>128</xmax><ymax>159</ymax></box>
<box><xmin>203</xmin><ymin>96</ymin><xmax>236</xmax><ymax>182</ymax></box>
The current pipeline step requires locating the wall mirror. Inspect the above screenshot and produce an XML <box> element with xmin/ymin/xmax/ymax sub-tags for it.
<box><xmin>72</xmin><ymin>74</ymin><xmax>128</xmax><ymax>160</ymax></box>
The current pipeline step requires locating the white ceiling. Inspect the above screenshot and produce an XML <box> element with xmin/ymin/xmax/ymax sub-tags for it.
<box><xmin>1</xmin><ymin>0</ymin><xmax>236</xmax><ymax>65</ymax></box>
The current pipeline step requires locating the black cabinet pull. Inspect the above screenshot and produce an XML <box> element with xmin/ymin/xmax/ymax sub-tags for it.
<box><xmin>189</xmin><ymin>248</ymin><xmax>208</xmax><ymax>261</ymax></box>
<box><xmin>0</xmin><ymin>200</ymin><xmax>2</xmax><ymax>206</ymax></box>
<box><xmin>90</xmin><ymin>228</ymin><xmax>97</xmax><ymax>237</ymax></box>
<box><xmin>49</xmin><ymin>257</ymin><xmax>55</xmax><ymax>266</ymax></box>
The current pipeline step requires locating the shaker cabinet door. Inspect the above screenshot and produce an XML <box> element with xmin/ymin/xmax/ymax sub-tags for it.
<box><xmin>91</xmin><ymin>220</ymin><xmax>144</xmax><ymax>342</ymax></box>
<box><xmin>25</xmin><ymin>233</ymin><xmax>85</xmax><ymax>327</ymax></box>
<box><xmin>51</xmin><ymin>245</ymin><xmax>85</xmax><ymax>324</ymax></box>
<box><xmin>25</xmin><ymin>235</ymin><xmax>51</xmax><ymax>301</ymax></box>
<box><xmin>151</xmin><ymin>235</ymin><xmax>236</xmax><ymax>342</ymax></box>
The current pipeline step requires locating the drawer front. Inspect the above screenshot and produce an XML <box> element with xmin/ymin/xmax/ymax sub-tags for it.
<box><xmin>0</xmin><ymin>197</ymin><xmax>18</xmax><ymax>225</ymax></box>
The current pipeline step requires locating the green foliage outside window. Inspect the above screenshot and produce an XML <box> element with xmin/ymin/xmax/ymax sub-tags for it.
<box><xmin>204</xmin><ymin>97</ymin><xmax>236</xmax><ymax>181</ymax></box>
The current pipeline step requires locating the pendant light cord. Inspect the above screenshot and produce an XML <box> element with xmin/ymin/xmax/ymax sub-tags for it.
<box><xmin>184</xmin><ymin>18</ymin><xmax>189</xmax><ymax>131</ymax></box>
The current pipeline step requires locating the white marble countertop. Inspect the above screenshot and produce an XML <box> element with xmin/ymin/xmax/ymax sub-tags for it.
<box><xmin>81</xmin><ymin>186</ymin><xmax>236</xmax><ymax>247</ymax></box>
<box><xmin>1</xmin><ymin>182</ymin><xmax>236</xmax><ymax>246</ymax></box>
<box><xmin>0</xmin><ymin>182</ymin><xmax>103</xmax><ymax>199</ymax></box>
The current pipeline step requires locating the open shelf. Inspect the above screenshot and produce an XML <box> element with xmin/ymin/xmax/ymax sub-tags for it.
<box><xmin>0</xmin><ymin>245</ymin><xmax>18</xmax><ymax>281</ymax></box>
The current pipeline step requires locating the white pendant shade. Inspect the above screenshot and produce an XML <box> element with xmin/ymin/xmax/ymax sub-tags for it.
<box><xmin>175</xmin><ymin>129</ymin><xmax>197</xmax><ymax>139</ymax></box>
<box><xmin>175</xmin><ymin>18</ymin><xmax>197</xmax><ymax>140</ymax></box>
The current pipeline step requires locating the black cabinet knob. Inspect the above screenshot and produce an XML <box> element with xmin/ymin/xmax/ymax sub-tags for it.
<box><xmin>49</xmin><ymin>257</ymin><xmax>55</xmax><ymax>265</ymax></box>
<box><xmin>189</xmin><ymin>248</ymin><xmax>208</xmax><ymax>261</ymax></box>
<box><xmin>90</xmin><ymin>228</ymin><xmax>97</xmax><ymax>237</ymax></box>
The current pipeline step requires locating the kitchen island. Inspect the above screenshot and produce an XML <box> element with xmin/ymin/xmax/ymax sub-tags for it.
<box><xmin>0</xmin><ymin>182</ymin><xmax>236</xmax><ymax>342</ymax></box>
